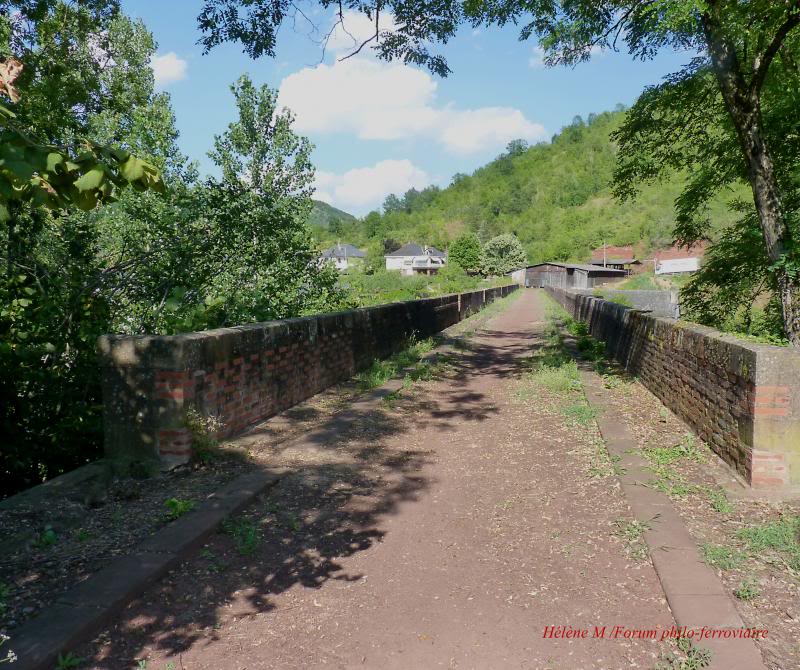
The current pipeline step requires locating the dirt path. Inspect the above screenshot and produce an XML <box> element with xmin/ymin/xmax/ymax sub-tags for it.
<box><xmin>81</xmin><ymin>290</ymin><xmax>676</xmax><ymax>670</ymax></box>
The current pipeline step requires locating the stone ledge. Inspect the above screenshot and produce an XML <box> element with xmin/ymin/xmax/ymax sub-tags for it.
<box><xmin>6</xmin><ymin>468</ymin><xmax>282</xmax><ymax>670</ymax></box>
<box><xmin>581</xmin><ymin>371</ymin><xmax>768</xmax><ymax>670</ymax></box>
<box><xmin>99</xmin><ymin>285</ymin><xmax>517</xmax><ymax>470</ymax></box>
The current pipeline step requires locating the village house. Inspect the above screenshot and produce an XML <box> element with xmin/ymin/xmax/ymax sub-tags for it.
<box><xmin>319</xmin><ymin>243</ymin><xmax>366</xmax><ymax>271</ymax></box>
<box><xmin>385</xmin><ymin>243</ymin><xmax>447</xmax><ymax>276</ymax></box>
<box><xmin>654</xmin><ymin>242</ymin><xmax>707</xmax><ymax>275</ymax></box>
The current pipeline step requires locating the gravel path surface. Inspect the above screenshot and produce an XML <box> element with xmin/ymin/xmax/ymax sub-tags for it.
<box><xmin>79</xmin><ymin>290</ymin><xmax>676</xmax><ymax>670</ymax></box>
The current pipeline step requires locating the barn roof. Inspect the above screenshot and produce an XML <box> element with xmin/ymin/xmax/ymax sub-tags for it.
<box><xmin>588</xmin><ymin>258</ymin><xmax>639</xmax><ymax>266</ymax></box>
<box><xmin>524</xmin><ymin>262</ymin><xmax>625</xmax><ymax>275</ymax></box>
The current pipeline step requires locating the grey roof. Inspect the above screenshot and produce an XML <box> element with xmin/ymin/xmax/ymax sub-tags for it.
<box><xmin>321</xmin><ymin>243</ymin><xmax>366</xmax><ymax>259</ymax></box>
<box><xmin>385</xmin><ymin>243</ymin><xmax>446</xmax><ymax>258</ymax></box>
<box><xmin>525</xmin><ymin>262</ymin><xmax>626</xmax><ymax>275</ymax></box>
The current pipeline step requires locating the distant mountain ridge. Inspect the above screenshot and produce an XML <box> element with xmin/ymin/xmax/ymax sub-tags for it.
<box><xmin>308</xmin><ymin>200</ymin><xmax>357</xmax><ymax>230</ymax></box>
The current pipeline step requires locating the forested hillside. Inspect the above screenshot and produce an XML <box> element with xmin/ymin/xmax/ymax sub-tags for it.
<box><xmin>320</xmin><ymin>111</ymin><xmax>743</xmax><ymax>262</ymax></box>
<box><xmin>308</xmin><ymin>199</ymin><xmax>356</xmax><ymax>230</ymax></box>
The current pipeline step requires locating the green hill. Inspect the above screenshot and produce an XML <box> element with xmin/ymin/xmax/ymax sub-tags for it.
<box><xmin>308</xmin><ymin>199</ymin><xmax>357</xmax><ymax>230</ymax></box>
<box><xmin>324</xmin><ymin>110</ymin><xmax>743</xmax><ymax>263</ymax></box>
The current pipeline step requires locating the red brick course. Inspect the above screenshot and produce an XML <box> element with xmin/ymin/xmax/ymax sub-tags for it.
<box><xmin>99</xmin><ymin>286</ymin><xmax>517</xmax><ymax>467</ymax></box>
<box><xmin>545</xmin><ymin>287</ymin><xmax>800</xmax><ymax>489</ymax></box>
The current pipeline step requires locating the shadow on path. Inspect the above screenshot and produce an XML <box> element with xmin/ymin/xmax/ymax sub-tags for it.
<box><xmin>79</xmin><ymin>305</ymin><xmax>535</xmax><ymax>668</ymax></box>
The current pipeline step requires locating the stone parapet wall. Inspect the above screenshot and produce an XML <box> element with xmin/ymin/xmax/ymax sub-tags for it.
<box><xmin>545</xmin><ymin>287</ymin><xmax>800</xmax><ymax>489</ymax></box>
<box><xmin>572</xmin><ymin>288</ymin><xmax>680</xmax><ymax>318</ymax></box>
<box><xmin>99</xmin><ymin>285</ymin><xmax>517</xmax><ymax>469</ymax></box>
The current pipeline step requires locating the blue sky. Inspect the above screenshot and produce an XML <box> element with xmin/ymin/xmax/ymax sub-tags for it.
<box><xmin>123</xmin><ymin>1</ymin><xmax>694</xmax><ymax>215</ymax></box>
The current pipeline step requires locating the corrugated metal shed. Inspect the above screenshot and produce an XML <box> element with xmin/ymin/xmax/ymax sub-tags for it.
<box><xmin>524</xmin><ymin>262</ymin><xmax>626</xmax><ymax>289</ymax></box>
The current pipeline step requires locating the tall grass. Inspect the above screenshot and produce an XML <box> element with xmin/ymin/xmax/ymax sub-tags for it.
<box><xmin>354</xmin><ymin>336</ymin><xmax>436</xmax><ymax>390</ymax></box>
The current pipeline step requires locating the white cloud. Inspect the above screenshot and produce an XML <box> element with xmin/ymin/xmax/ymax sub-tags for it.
<box><xmin>278</xmin><ymin>56</ymin><xmax>545</xmax><ymax>154</ymax></box>
<box><xmin>439</xmin><ymin>108</ymin><xmax>543</xmax><ymax>153</ymax></box>
<box><xmin>314</xmin><ymin>159</ymin><xmax>430</xmax><ymax>212</ymax></box>
<box><xmin>151</xmin><ymin>52</ymin><xmax>187</xmax><ymax>88</ymax></box>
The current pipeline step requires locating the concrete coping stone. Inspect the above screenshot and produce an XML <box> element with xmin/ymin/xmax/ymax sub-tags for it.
<box><xmin>6</xmin><ymin>468</ymin><xmax>282</xmax><ymax>670</ymax></box>
<box><xmin>96</xmin><ymin>287</ymin><xmax>497</xmax><ymax>370</ymax></box>
<box><xmin>579</xmin><ymin>370</ymin><xmax>768</xmax><ymax>670</ymax></box>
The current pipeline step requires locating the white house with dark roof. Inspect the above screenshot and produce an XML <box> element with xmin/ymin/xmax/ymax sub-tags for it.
<box><xmin>385</xmin><ymin>243</ymin><xmax>447</xmax><ymax>276</ymax></box>
<box><xmin>319</xmin><ymin>243</ymin><xmax>366</xmax><ymax>271</ymax></box>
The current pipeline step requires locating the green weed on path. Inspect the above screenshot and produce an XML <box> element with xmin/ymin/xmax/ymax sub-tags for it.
<box><xmin>354</xmin><ymin>335</ymin><xmax>436</xmax><ymax>391</ymax></box>
<box><xmin>703</xmin><ymin>486</ymin><xmax>734</xmax><ymax>515</ymax></box>
<box><xmin>701</xmin><ymin>543</ymin><xmax>746</xmax><ymax>570</ymax></box>
<box><xmin>587</xmin><ymin>441</ymin><xmax>624</xmax><ymax>478</ymax></box>
<box><xmin>518</xmin><ymin>355</ymin><xmax>580</xmax><ymax>397</ymax></box>
<box><xmin>654</xmin><ymin>638</ymin><xmax>712</xmax><ymax>670</ymax></box>
<box><xmin>643</xmin><ymin>434</ymin><xmax>705</xmax><ymax>466</ymax></box>
<box><xmin>613</xmin><ymin>518</ymin><xmax>651</xmax><ymax>561</ymax></box>
<box><xmin>221</xmin><ymin>517</ymin><xmax>262</xmax><ymax>556</ymax></box>
<box><xmin>562</xmin><ymin>402</ymin><xmax>598</xmax><ymax>426</ymax></box>
<box><xmin>733</xmin><ymin>578</ymin><xmax>761</xmax><ymax>601</ymax></box>
<box><xmin>737</xmin><ymin>515</ymin><xmax>800</xmax><ymax>572</ymax></box>
<box><xmin>163</xmin><ymin>497</ymin><xmax>194</xmax><ymax>521</ymax></box>
<box><xmin>55</xmin><ymin>652</ymin><xmax>82</xmax><ymax>669</ymax></box>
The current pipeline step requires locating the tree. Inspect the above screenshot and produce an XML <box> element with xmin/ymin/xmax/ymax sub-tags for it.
<box><xmin>363</xmin><ymin>210</ymin><xmax>383</xmax><ymax>239</ymax></box>
<box><xmin>0</xmin><ymin>59</ymin><xmax>163</xmax><ymax>220</ymax></box>
<box><xmin>1</xmin><ymin>4</ymin><xmax>168</xmax><ymax>496</ymax></box>
<box><xmin>505</xmin><ymin>139</ymin><xmax>528</xmax><ymax>157</ymax></box>
<box><xmin>155</xmin><ymin>74</ymin><xmax>344</xmax><ymax>331</ymax></box>
<box><xmin>382</xmin><ymin>193</ymin><xmax>402</xmax><ymax>214</ymax></box>
<box><xmin>681</xmin><ymin>213</ymin><xmax>783</xmax><ymax>341</ymax></box>
<box><xmin>482</xmin><ymin>233</ymin><xmax>527</xmax><ymax>275</ymax></box>
<box><xmin>2</xmin><ymin>1</ymin><xmax>156</xmax><ymax>144</ymax></box>
<box><xmin>197</xmin><ymin>0</ymin><xmax>800</xmax><ymax>345</ymax></box>
<box><xmin>449</xmin><ymin>232</ymin><xmax>483</xmax><ymax>274</ymax></box>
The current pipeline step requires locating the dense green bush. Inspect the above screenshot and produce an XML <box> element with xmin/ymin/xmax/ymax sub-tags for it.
<box><xmin>448</xmin><ymin>233</ymin><xmax>483</xmax><ymax>274</ymax></box>
<box><xmin>340</xmin><ymin>264</ymin><xmax>495</xmax><ymax>308</ymax></box>
<box><xmin>0</xmin><ymin>6</ymin><xmax>345</xmax><ymax>498</ymax></box>
<box><xmin>482</xmin><ymin>233</ymin><xmax>527</xmax><ymax>275</ymax></box>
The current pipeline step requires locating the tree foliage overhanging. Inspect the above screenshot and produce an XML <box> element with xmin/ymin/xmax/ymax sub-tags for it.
<box><xmin>198</xmin><ymin>0</ymin><xmax>800</xmax><ymax>345</ymax></box>
<box><xmin>0</xmin><ymin>1</ymin><xmax>346</xmax><ymax>497</ymax></box>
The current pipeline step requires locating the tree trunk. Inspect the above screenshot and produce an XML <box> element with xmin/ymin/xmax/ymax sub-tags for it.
<box><xmin>702</xmin><ymin>13</ymin><xmax>800</xmax><ymax>346</ymax></box>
